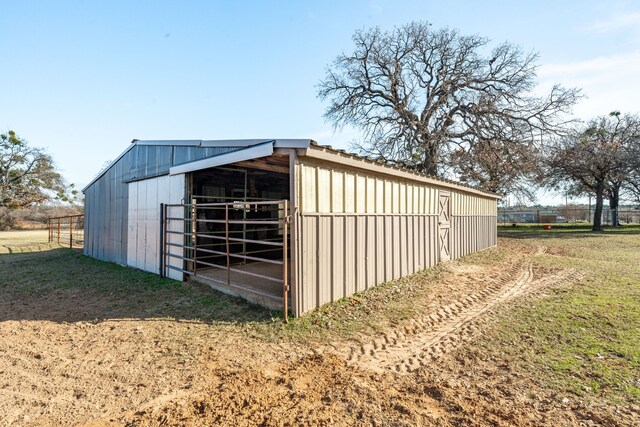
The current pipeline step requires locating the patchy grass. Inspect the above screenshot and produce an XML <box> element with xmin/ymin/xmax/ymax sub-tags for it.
<box><xmin>0</xmin><ymin>229</ymin><xmax>58</xmax><ymax>253</ymax></box>
<box><xmin>0</xmin><ymin>244</ymin><xmax>275</xmax><ymax>324</ymax></box>
<box><xmin>264</xmin><ymin>267</ymin><xmax>445</xmax><ymax>341</ymax></box>
<box><xmin>2</xmin><ymin>224</ymin><xmax>639</xmax><ymax>407</ymax></box>
<box><xmin>267</xmin><ymin>245</ymin><xmax>510</xmax><ymax>342</ymax></box>
<box><xmin>485</xmin><ymin>225</ymin><xmax>640</xmax><ymax>405</ymax></box>
<box><xmin>498</xmin><ymin>222</ymin><xmax>640</xmax><ymax>236</ymax></box>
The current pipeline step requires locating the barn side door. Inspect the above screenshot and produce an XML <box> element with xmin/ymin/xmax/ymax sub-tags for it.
<box><xmin>438</xmin><ymin>191</ymin><xmax>451</xmax><ymax>262</ymax></box>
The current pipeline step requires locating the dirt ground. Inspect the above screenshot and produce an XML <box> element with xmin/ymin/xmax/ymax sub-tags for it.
<box><xmin>0</xmin><ymin>233</ymin><xmax>638</xmax><ymax>426</ymax></box>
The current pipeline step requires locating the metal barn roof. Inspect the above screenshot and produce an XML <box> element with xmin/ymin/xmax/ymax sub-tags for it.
<box><xmin>83</xmin><ymin>138</ymin><xmax>500</xmax><ymax>199</ymax></box>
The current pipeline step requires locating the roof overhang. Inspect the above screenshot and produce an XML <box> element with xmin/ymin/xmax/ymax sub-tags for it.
<box><xmin>82</xmin><ymin>138</ymin><xmax>314</xmax><ymax>192</ymax></box>
<box><xmin>134</xmin><ymin>138</ymin><xmax>312</xmax><ymax>149</ymax></box>
<box><xmin>303</xmin><ymin>144</ymin><xmax>502</xmax><ymax>200</ymax></box>
<box><xmin>82</xmin><ymin>138</ymin><xmax>498</xmax><ymax>199</ymax></box>
<box><xmin>169</xmin><ymin>140</ymin><xmax>275</xmax><ymax>175</ymax></box>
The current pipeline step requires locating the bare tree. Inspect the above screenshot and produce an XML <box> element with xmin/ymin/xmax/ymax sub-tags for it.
<box><xmin>627</xmin><ymin>170</ymin><xmax>640</xmax><ymax>205</ymax></box>
<box><xmin>603</xmin><ymin>113</ymin><xmax>640</xmax><ymax>226</ymax></box>
<box><xmin>544</xmin><ymin>113</ymin><xmax>639</xmax><ymax>231</ymax></box>
<box><xmin>622</xmin><ymin>120</ymin><xmax>640</xmax><ymax>206</ymax></box>
<box><xmin>451</xmin><ymin>139</ymin><xmax>539</xmax><ymax>201</ymax></box>
<box><xmin>318</xmin><ymin>21</ymin><xmax>580</xmax><ymax>193</ymax></box>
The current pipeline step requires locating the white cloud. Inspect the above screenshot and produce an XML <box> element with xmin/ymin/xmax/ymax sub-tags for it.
<box><xmin>586</xmin><ymin>12</ymin><xmax>640</xmax><ymax>33</ymax></box>
<box><xmin>537</xmin><ymin>51</ymin><xmax>640</xmax><ymax>118</ymax></box>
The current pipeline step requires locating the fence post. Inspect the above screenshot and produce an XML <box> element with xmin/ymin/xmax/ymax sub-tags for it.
<box><xmin>48</xmin><ymin>218</ymin><xmax>51</xmax><ymax>242</ymax></box>
<box><xmin>159</xmin><ymin>203</ymin><xmax>165</xmax><ymax>277</ymax></box>
<box><xmin>69</xmin><ymin>216</ymin><xmax>73</xmax><ymax>248</ymax></box>
<box><xmin>191</xmin><ymin>198</ymin><xmax>197</xmax><ymax>275</ymax></box>
<box><xmin>57</xmin><ymin>218</ymin><xmax>61</xmax><ymax>243</ymax></box>
<box><xmin>225</xmin><ymin>203</ymin><xmax>230</xmax><ymax>287</ymax></box>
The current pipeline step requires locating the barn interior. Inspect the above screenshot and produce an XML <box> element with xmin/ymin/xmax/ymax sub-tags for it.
<box><xmin>187</xmin><ymin>155</ymin><xmax>290</xmax><ymax>310</ymax></box>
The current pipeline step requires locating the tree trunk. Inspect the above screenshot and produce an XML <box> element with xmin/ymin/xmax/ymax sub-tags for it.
<box><xmin>416</xmin><ymin>137</ymin><xmax>440</xmax><ymax>176</ymax></box>
<box><xmin>593</xmin><ymin>184</ymin><xmax>605</xmax><ymax>232</ymax></box>
<box><xmin>608</xmin><ymin>185</ymin><xmax>620</xmax><ymax>227</ymax></box>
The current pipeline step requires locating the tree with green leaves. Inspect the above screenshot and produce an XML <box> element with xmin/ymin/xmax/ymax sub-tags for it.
<box><xmin>318</xmin><ymin>21</ymin><xmax>580</xmax><ymax>195</ymax></box>
<box><xmin>0</xmin><ymin>130</ymin><xmax>77</xmax><ymax>229</ymax></box>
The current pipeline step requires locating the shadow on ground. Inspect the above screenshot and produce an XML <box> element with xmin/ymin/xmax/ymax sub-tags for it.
<box><xmin>0</xmin><ymin>248</ymin><xmax>276</xmax><ymax>324</ymax></box>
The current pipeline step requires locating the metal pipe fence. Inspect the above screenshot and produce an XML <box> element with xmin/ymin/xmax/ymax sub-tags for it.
<box><xmin>161</xmin><ymin>200</ymin><xmax>291</xmax><ymax>321</ymax></box>
<box><xmin>498</xmin><ymin>208</ymin><xmax>640</xmax><ymax>225</ymax></box>
<box><xmin>47</xmin><ymin>214</ymin><xmax>84</xmax><ymax>248</ymax></box>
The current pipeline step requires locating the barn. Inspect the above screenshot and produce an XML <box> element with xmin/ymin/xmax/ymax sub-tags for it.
<box><xmin>83</xmin><ymin>139</ymin><xmax>499</xmax><ymax>317</ymax></box>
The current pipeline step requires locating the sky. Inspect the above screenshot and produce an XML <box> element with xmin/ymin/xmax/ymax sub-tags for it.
<box><xmin>2</xmin><ymin>0</ymin><xmax>640</xmax><ymax>205</ymax></box>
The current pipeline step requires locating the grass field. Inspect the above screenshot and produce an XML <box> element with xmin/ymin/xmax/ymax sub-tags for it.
<box><xmin>494</xmin><ymin>224</ymin><xmax>640</xmax><ymax>405</ymax></box>
<box><xmin>0</xmin><ymin>225</ymin><xmax>638</xmax><ymax>425</ymax></box>
<box><xmin>0</xmin><ymin>229</ymin><xmax>53</xmax><ymax>253</ymax></box>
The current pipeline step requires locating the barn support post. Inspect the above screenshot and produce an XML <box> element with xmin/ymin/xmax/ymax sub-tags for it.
<box><xmin>283</xmin><ymin>199</ymin><xmax>289</xmax><ymax>323</ymax></box>
<box><xmin>57</xmin><ymin>218</ymin><xmax>61</xmax><ymax>243</ymax></box>
<box><xmin>191</xmin><ymin>198</ymin><xmax>197</xmax><ymax>275</ymax></box>
<box><xmin>242</xmin><ymin>168</ymin><xmax>248</xmax><ymax>263</ymax></box>
<box><xmin>159</xmin><ymin>203</ymin><xmax>165</xmax><ymax>277</ymax></box>
<box><xmin>225</xmin><ymin>203</ymin><xmax>230</xmax><ymax>286</ymax></box>
<box><xmin>289</xmin><ymin>149</ymin><xmax>298</xmax><ymax>318</ymax></box>
<box><xmin>69</xmin><ymin>217</ymin><xmax>73</xmax><ymax>248</ymax></box>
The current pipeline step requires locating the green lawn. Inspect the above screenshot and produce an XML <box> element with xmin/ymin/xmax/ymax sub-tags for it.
<box><xmin>491</xmin><ymin>224</ymin><xmax>640</xmax><ymax>404</ymax></box>
<box><xmin>0</xmin><ymin>243</ymin><xmax>274</xmax><ymax>324</ymax></box>
<box><xmin>0</xmin><ymin>229</ymin><xmax>54</xmax><ymax>253</ymax></box>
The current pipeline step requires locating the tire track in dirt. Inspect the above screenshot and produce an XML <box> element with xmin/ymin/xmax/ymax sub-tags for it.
<box><xmin>332</xmin><ymin>245</ymin><xmax>582</xmax><ymax>374</ymax></box>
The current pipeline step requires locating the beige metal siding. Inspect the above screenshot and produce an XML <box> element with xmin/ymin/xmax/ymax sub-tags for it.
<box><xmin>450</xmin><ymin>190</ymin><xmax>498</xmax><ymax>259</ymax></box>
<box><xmin>450</xmin><ymin>216</ymin><xmax>497</xmax><ymax>259</ymax></box>
<box><xmin>293</xmin><ymin>156</ymin><xmax>498</xmax><ymax>315</ymax></box>
<box><xmin>298</xmin><ymin>161</ymin><xmax>439</xmax><ymax>215</ymax></box>
<box><xmin>296</xmin><ymin>213</ymin><xmax>439</xmax><ymax>314</ymax></box>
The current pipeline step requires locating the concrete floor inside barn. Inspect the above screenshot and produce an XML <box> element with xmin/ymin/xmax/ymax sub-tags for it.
<box><xmin>191</xmin><ymin>261</ymin><xmax>289</xmax><ymax>311</ymax></box>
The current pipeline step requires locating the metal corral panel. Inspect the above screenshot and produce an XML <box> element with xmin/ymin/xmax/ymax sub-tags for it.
<box><xmin>126</xmin><ymin>174</ymin><xmax>185</xmax><ymax>280</ymax></box>
<box><xmin>292</xmin><ymin>155</ymin><xmax>498</xmax><ymax>315</ymax></box>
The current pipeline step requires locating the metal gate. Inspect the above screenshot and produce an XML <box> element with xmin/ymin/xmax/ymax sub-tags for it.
<box><xmin>161</xmin><ymin>200</ymin><xmax>291</xmax><ymax>320</ymax></box>
<box><xmin>48</xmin><ymin>214</ymin><xmax>84</xmax><ymax>248</ymax></box>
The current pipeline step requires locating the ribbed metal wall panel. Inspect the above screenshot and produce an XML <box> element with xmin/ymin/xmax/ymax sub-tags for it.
<box><xmin>83</xmin><ymin>147</ymin><xmax>132</xmax><ymax>265</ymax></box>
<box><xmin>126</xmin><ymin>174</ymin><xmax>185</xmax><ymax>279</ymax></box>
<box><xmin>295</xmin><ymin>214</ymin><xmax>438</xmax><ymax>314</ymax></box>
<box><xmin>293</xmin><ymin>156</ymin><xmax>498</xmax><ymax>316</ymax></box>
<box><xmin>298</xmin><ymin>159</ymin><xmax>439</xmax><ymax>215</ymax></box>
<box><xmin>84</xmin><ymin>144</ymin><xmax>238</xmax><ymax>266</ymax></box>
<box><xmin>450</xmin><ymin>215</ymin><xmax>497</xmax><ymax>259</ymax></box>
